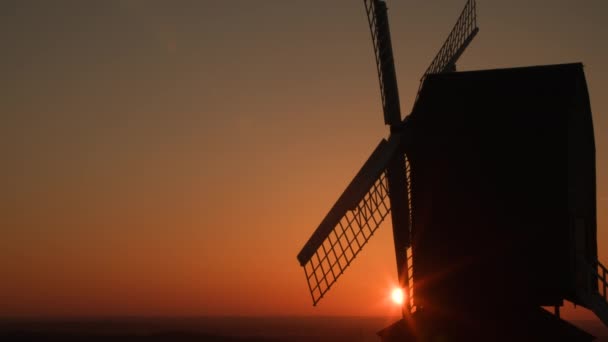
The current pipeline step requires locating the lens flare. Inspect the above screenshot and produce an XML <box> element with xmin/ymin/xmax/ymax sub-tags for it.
<box><xmin>391</xmin><ymin>287</ymin><xmax>405</xmax><ymax>305</ymax></box>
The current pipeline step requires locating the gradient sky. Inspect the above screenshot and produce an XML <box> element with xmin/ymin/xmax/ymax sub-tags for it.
<box><xmin>1</xmin><ymin>0</ymin><xmax>607</xmax><ymax>319</ymax></box>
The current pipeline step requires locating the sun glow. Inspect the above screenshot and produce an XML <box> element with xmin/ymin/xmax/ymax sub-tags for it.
<box><xmin>391</xmin><ymin>287</ymin><xmax>405</xmax><ymax>305</ymax></box>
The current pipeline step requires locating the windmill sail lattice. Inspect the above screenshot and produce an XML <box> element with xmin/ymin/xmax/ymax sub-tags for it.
<box><xmin>364</xmin><ymin>0</ymin><xmax>402</xmax><ymax>125</ymax></box>
<box><xmin>297</xmin><ymin>137</ymin><xmax>401</xmax><ymax>305</ymax></box>
<box><xmin>417</xmin><ymin>0</ymin><xmax>478</xmax><ymax>95</ymax></box>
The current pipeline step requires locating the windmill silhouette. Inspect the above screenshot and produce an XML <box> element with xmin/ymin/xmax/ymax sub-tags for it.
<box><xmin>297</xmin><ymin>0</ymin><xmax>607</xmax><ymax>341</ymax></box>
<box><xmin>297</xmin><ymin>0</ymin><xmax>478</xmax><ymax>312</ymax></box>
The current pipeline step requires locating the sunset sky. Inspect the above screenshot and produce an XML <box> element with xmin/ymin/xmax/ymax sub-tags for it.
<box><xmin>1</xmin><ymin>0</ymin><xmax>607</xmax><ymax>319</ymax></box>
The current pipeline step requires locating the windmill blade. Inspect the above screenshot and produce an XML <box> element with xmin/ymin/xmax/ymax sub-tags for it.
<box><xmin>364</xmin><ymin>0</ymin><xmax>402</xmax><ymax>126</ymax></box>
<box><xmin>297</xmin><ymin>135</ymin><xmax>402</xmax><ymax>305</ymax></box>
<box><xmin>386</xmin><ymin>151</ymin><xmax>411</xmax><ymax>298</ymax></box>
<box><xmin>420</xmin><ymin>0</ymin><xmax>479</xmax><ymax>84</ymax></box>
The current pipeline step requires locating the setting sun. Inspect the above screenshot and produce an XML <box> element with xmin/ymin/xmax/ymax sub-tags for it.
<box><xmin>391</xmin><ymin>288</ymin><xmax>405</xmax><ymax>305</ymax></box>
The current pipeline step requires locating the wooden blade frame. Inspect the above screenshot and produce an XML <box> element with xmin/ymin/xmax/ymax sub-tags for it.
<box><xmin>364</xmin><ymin>0</ymin><xmax>414</xmax><ymax>314</ymax></box>
<box><xmin>297</xmin><ymin>137</ymin><xmax>401</xmax><ymax>305</ymax></box>
<box><xmin>386</xmin><ymin>151</ymin><xmax>413</xmax><ymax>314</ymax></box>
<box><xmin>416</xmin><ymin>0</ymin><xmax>478</xmax><ymax>99</ymax></box>
<box><xmin>364</xmin><ymin>0</ymin><xmax>402</xmax><ymax>126</ymax></box>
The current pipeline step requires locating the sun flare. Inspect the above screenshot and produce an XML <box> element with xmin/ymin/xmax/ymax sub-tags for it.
<box><xmin>391</xmin><ymin>287</ymin><xmax>405</xmax><ymax>305</ymax></box>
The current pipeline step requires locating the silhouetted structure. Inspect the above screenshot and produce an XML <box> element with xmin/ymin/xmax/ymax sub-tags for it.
<box><xmin>296</xmin><ymin>0</ymin><xmax>605</xmax><ymax>341</ymax></box>
<box><xmin>390</xmin><ymin>63</ymin><xmax>599</xmax><ymax>341</ymax></box>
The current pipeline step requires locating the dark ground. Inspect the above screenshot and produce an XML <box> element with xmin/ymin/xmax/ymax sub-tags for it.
<box><xmin>0</xmin><ymin>317</ymin><xmax>607</xmax><ymax>342</ymax></box>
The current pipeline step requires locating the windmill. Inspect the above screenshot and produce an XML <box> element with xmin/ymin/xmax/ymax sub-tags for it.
<box><xmin>297</xmin><ymin>0</ymin><xmax>606</xmax><ymax>341</ymax></box>
<box><xmin>296</xmin><ymin>0</ymin><xmax>479</xmax><ymax>313</ymax></box>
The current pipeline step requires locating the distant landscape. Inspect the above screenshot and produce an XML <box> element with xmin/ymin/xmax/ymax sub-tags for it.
<box><xmin>1</xmin><ymin>316</ymin><xmax>608</xmax><ymax>342</ymax></box>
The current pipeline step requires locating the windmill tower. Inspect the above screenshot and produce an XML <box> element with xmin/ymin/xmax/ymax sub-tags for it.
<box><xmin>297</xmin><ymin>0</ymin><xmax>606</xmax><ymax>341</ymax></box>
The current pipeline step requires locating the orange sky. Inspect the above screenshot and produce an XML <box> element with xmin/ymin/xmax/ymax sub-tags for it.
<box><xmin>1</xmin><ymin>0</ymin><xmax>607</xmax><ymax>320</ymax></box>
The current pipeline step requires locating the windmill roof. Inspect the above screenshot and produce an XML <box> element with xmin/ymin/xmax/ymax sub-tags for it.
<box><xmin>406</xmin><ymin>62</ymin><xmax>593</xmax><ymax>156</ymax></box>
<box><xmin>411</xmin><ymin>62</ymin><xmax>589</xmax><ymax>120</ymax></box>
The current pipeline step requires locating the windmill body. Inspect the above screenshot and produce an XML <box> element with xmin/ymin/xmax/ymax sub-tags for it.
<box><xmin>296</xmin><ymin>1</ymin><xmax>605</xmax><ymax>340</ymax></box>
<box><xmin>408</xmin><ymin>64</ymin><xmax>597</xmax><ymax>315</ymax></box>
